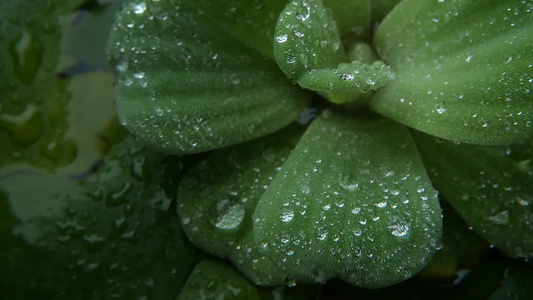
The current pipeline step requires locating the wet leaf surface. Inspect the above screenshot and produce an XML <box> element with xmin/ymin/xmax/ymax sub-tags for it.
<box><xmin>176</xmin><ymin>260</ymin><xmax>261</xmax><ymax>300</ymax></box>
<box><xmin>0</xmin><ymin>136</ymin><xmax>196</xmax><ymax>299</ymax></box>
<box><xmin>274</xmin><ymin>0</ymin><xmax>345</xmax><ymax>80</ymax></box>
<box><xmin>188</xmin><ymin>0</ymin><xmax>287</xmax><ymax>59</ymax></box>
<box><xmin>177</xmin><ymin>126</ymin><xmax>305</xmax><ymax>285</ymax></box>
<box><xmin>413</xmin><ymin>131</ymin><xmax>533</xmax><ymax>258</ymax></box>
<box><xmin>107</xmin><ymin>0</ymin><xmax>308</xmax><ymax>155</ymax></box>
<box><xmin>322</xmin><ymin>0</ymin><xmax>370</xmax><ymax>40</ymax></box>
<box><xmin>372</xmin><ymin>0</ymin><xmax>533</xmax><ymax>144</ymax></box>
<box><xmin>254</xmin><ymin>110</ymin><xmax>442</xmax><ymax>288</ymax></box>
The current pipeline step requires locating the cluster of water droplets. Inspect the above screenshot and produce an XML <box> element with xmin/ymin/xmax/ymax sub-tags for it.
<box><xmin>274</xmin><ymin>0</ymin><xmax>342</xmax><ymax>76</ymax></box>
<box><xmin>251</xmin><ymin>115</ymin><xmax>443</xmax><ymax>287</ymax></box>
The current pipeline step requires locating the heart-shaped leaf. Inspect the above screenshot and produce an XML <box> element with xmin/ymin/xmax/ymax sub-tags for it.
<box><xmin>413</xmin><ymin>131</ymin><xmax>533</xmax><ymax>258</ymax></box>
<box><xmin>176</xmin><ymin>261</ymin><xmax>261</xmax><ymax>300</ymax></box>
<box><xmin>177</xmin><ymin>126</ymin><xmax>305</xmax><ymax>286</ymax></box>
<box><xmin>372</xmin><ymin>0</ymin><xmax>533</xmax><ymax>145</ymax></box>
<box><xmin>253</xmin><ymin>110</ymin><xmax>442</xmax><ymax>288</ymax></box>
<box><xmin>107</xmin><ymin>0</ymin><xmax>308</xmax><ymax>155</ymax></box>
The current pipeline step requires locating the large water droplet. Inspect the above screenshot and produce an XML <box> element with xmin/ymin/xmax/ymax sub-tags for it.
<box><xmin>295</xmin><ymin>3</ymin><xmax>311</xmax><ymax>21</ymax></box>
<box><xmin>388</xmin><ymin>217</ymin><xmax>410</xmax><ymax>237</ymax></box>
<box><xmin>210</xmin><ymin>199</ymin><xmax>245</xmax><ymax>229</ymax></box>
<box><xmin>132</xmin><ymin>2</ymin><xmax>146</xmax><ymax>14</ymax></box>
<box><xmin>280</xmin><ymin>209</ymin><xmax>294</xmax><ymax>222</ymax></box>
<box><xmin>276</xmin><ymin>34</ymin><xmax>288</xmax><ymax>43</ymax></box>
<box><xmin>301</xmin><ymin>185</ymin><xmax>310</xmax><ymax>194</ymax></box>
<box><xmin>340</xmin><ymin>175</ymin><xmax>359</xmax><ymax>191</ymax></box>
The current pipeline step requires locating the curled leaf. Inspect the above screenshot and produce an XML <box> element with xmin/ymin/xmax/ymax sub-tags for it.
<box><xmin>274</xmin><ymin>0</ymin><xmax>345</xmax><ymax>79</ymax></box>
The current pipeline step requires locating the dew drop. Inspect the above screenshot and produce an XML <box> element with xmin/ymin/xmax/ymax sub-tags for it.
<box><xmin>340</xmin><ymin>176</ymin><xmax>359</xmax><ymax>191</ymax></box>
<box><xmin>351</xmin><ymin>207</ymin><xmax>361</xmax><ymax>215</ymax></box>
<box><xmin>133</xmin><ymin>71</ymin><xmax>145</xmax><ymax>79</ymax></box>
<box><xmin>388</xmin><ymin>217</ymin><xmax>410</xmax><ymax>237</ymax></box>
<box><xmin>276</xmin><ymin>34</ymin><xmax>288</xmax><ymax>43</ymax></box>
<box><xmin>132</xmin><ymin>2</ymin><xmax>146</xmax><ymax>14</ymax></box>
<box><xmin>435</xmin><ymin>103</ymin><xmax>446</xmax><ymax>114</ymax></box>
<box><xmin>375</xmin><ymin>201</ymin><xmax>387</xmax><ymax>208</ymax></box>
<box><xmin>301</xmin><ymin>185</ymin><xmax>310</xmax><ymax>194</ymax></box>
<box><xmin>317</xmin><ymin>230</ymin><xmax>328</xmax><ymax>240</ymax></box>
<box><xmin>295</xmin><ymin>4</ymin><xmax>311</xmax><ymax>21</ymax></box>
<box><xmin>517</xmin><ymin>198</ymin><xmax>530</xmax><ymax>206</ymax></box>
<box><xmin>210</xmin><ymin>199</ymin><xmax>245</xmax><ymax>229</ymax></box>
<box><xmin>285</xmin><ymin>276</ymin><xmax>297</xmax><ymax>287</ymax></box>
<box><xmin>280</xmin><ymin>209</ymin><xmax>295</xmax><ymax>222</ymax></box>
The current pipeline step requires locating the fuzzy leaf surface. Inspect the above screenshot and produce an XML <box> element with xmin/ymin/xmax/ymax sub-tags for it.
<box><xmin>413</xmin><ymin>131</ymin><xmax>533</xmax><ymax>258</ymax></box>
<box><xmin>322</xmin><ymin>0</ymin><xmax>371</xmax><ymax>39</ymax></box>
<box><xmin>188</xmin><ymin>0</ymin><xmax>287</xmax><ymax>59</ymax></box>
<box><xmin>254</xmin><ymin>111</ymin><xmax>442</xmax><ymax>288</ymax></box>
<box><xmin>372</xmin><ymin>0</ymin><xmax>533</xmax><ymax>144</ymax></box>
<box><xmin>177</xmin><ymin>126</ymin><xmax>305</xmax><ymax>285</ymax></box>
<box><xmin>107</xmin><ymin>0</ymin><xmax>308</xmax><ymax>155</ymax></box>
<box><xmin>274</xmin><ymin>0</ymin><xmax>345</xmax><ymax>80</ymax></box>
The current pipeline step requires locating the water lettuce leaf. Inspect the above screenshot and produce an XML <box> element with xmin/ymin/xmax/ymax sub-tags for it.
<box><xmin>254</xmin><ymin>110</ymin><xmax>442</xmax><ymax>288</ymax></box>
<box><xmin>107</xmin><ymin>0</ymin><xmax>308</xmax><ymax>155</ymax></box>
<box><xmin>178</xmin><ymin>126</ymin><xmax>305</xmax><ymax>285</ymax></box>
<box><xmin>372</xmin><ymin>0</ymin><xmax>533</xmax><ymax>145</ymax></box>
<box><xmin>413</xmin><ymin>131</ymin><xmax>533</xmax><ymax>258</ymax></box>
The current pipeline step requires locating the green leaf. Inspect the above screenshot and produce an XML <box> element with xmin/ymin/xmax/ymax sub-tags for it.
<box><xmin>0</xmin><ymin>136</ymin><xmax>195</xmax><ymax>299</ymax></box>
<box><xmin>413</xmin><ymin>131</ymin><xmax>533</xmax><ymax>258</ymax></box>
<box><xmin>177</xmin><ymin>260</ymin><xmax>261</xmax><ymax>300</ymax></box>
<box><xmin>297</xmin><ymin>60</ymin><xmax>394</xmax><ymax>96</ymax></box>
<box><xmin>0</xmin><ymin>0</ymin><xmax>86</xmax><ymax>169</ymax></box>
<box><xmin>372</xmin><ymin>0</ymin><xmax>533</xmax><ymax>145</ymax></box>
<box><xmin>370</xmin><ymin>0</ymin><xmax>401</xmax><ymax>23</ymax></box>
<box><xmin>188</xmin><ymin>0</ymin><xmax>287</xmax><ymax>59</ymax></box>
<box><xmin>107</xmin><ymin>0</ymin><xmax>308</xmax><ymax>155</ymax></box>
<box><xmin>274</xmin><ymin>0</ymin><xmax>345</xmax><ymax>80</ymax></box>
<box><xmin>253</xmin><ymin>110</ymin><xmax>442</xmax><ymax>288</ymax></box>
<box><xmin>322</xmin><ymin>0</ymin><xmax>371</xmax><ymax>39</ymax></box>
<box><xmin>419</xmin><ymin>201</ymin><xmax>489</xmax><ymax>280</ymax></box>
<box><xmin>177</xmin><ymin>126</ymin><xmax>305</xmax><ymax>286</ymax></box>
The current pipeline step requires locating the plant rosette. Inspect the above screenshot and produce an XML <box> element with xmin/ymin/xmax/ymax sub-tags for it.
<box><xmin>107</xmin><ymin>0</ymin><xmax>533</xmax><ymax>289</ymax></box>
